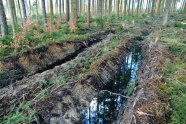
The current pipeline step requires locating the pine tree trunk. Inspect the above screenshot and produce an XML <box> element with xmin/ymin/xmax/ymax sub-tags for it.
<box><xmin>41</xmin><ymin>0</ymin><xmax>47</xmax><ymax>25</ymax></box>
<box><xmin>55</xmin><ymin>0</ymin><xmax>58</xmax><ymax>14</ymax></box>
<box><xmin>128</xmin><ymin>0</ymin><xmax>131</xmax><ymax>15</ymax></box>
<box><xmin>137</xmin><ymin>0</ymin><xmax>140</xmax><ymax>17</ymax></box>
<box><xmin>49</xmin><ymin>0</ymin><xmax>54</xmax><ymax>33</ymax></box>
<box><xmin>8</xmin><ymin>0</ymin><xmax>17</xmax><ymax>33</ymax></box>
<box><xmin>132</xmin><ymin>0</ymin><xmax>135</xmax><ymax>15</ymax></box>
<box><xmin>151</xmin><ymin>0</ymin><xmax>156</xmax><ymax>17</ymax></box>
<box><xmin>105</xmin><ymin>0</ymin><xmax>108</xmax><ymax>15</ymax></box>
<box><xmin>21</xmin><ymin>0</ymin><xmax>27</xmax><ymax>23</ymax></box>
<box><xmin>62</xmin><ymin>0</ymin><xmax>64</xmax><ymax>13</ymax></box>
<box><xmin>87</xmin><ymin>0</ymin><xmax>90</xmax><ymax>28</ymax></box>
<box><xmin>59</xmin><ymin>0</ymin><xmax>62</xmax><ymax>17</ymax></box>
<box><xmin>116</xmin><ymin>0</ymin><xmax>120</xmax><ymax>17</ymax></box>
<box><xmin>70</xmin><ymin>0</ymin><xmax>78</xmax><ymax>32</ymax></box>
<box><xmin>109</xmin><ymin>0</ymin><xmax>112</xmax><ymax>16</ymax></box>
<box><xmin>0</xmin><ymin>0</ymin><xmax>8</xmax><ymax>36</ymax></box>
<box><xmin>28</xmin><ymin>0</ymin><xmax>31</xmax><ymax>16</ymax></box>
<box><xmin>92</xmin><ymin>0</ymin><xmax>94</xmax><ymax>15</ymax></box>
<box><xmin>183</xmin><ymin>0</ymin><xmax>186</xmax><ymax>13</ymax></box>
<box><xmin>163</xmin><ymin>0</ymin><xmax>172</xmax><ymax>25</ymax></box>
<box><xmin>155</xmin><ymin>0</ymin><xmax>161</xmax><ymax>14</ymax></box>
<box><xmin>124</xmin><ymin>0</ymin><xmax>127</xmax><ymax>16</ymax></box>
<box><xmin>66</xmin><ymin>0</ymin><xmax>70</xmax><ymax>22</ymax></box>
<box><xmin>17</xmin><ymin>0</ymin><xmax>23</xmax><ymax>24</ymax></box>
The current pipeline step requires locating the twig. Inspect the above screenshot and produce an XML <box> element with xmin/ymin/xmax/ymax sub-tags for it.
<box><xmin>100</xmin><ymin>90</ymin><xmax>131</xmax><ymax>99</ymax></box>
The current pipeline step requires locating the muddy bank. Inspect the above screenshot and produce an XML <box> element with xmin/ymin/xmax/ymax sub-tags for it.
<box><xmin>32</xmin><ymin>29</ymin><xmax>151</xmax><ymax>123</ymax></box>
<box><xmin>0</xmin><ymin>32</ymin><xmax>115</xmax><ymax>117</ymax></box>
<box><xmin>117</xmin><ymin>40</ymin><xmax>168</xmax><ymax>124</ymax></box>
<box><xmin>0</xmin><ymin>28</ymin><xmax>151</xmax><ymax>123</ymax></box>
<box><xmin>0</xmin><ymin>30</ymin><xmax>112</xmax><ymax>88</ymax></box>
<box><xmin>34</xmin><ymin>42</ymin><xmax>130</xmax><ymax>124</ymax></box>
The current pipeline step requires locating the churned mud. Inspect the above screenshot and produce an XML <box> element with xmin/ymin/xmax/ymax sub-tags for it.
<box><xmin>0</xmin><ymin>26</ymin><xmax>167</xmax><ymax>124</ymax></box>
<box><xmin>0</xmin><ymin>30</ymin><xmax>112</xmax><ymax>88</ymax></box>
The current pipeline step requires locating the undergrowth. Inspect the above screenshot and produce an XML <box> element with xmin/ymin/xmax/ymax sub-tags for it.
<box><xmin>158</xmin><ymin>16</ymin><xmax>186</xmax><ymax>124</ymax></box>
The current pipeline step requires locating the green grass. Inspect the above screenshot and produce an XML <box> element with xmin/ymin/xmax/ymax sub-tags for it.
<box><xmin>160</xmin><ymin>58</ymin><xmax>186</xmax><ymax>124</ymax></box>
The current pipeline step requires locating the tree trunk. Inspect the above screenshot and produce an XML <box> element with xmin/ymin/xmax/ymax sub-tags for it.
<box><xmin>105</xmin><ymin>0</ymin><xmax>108</xmax><ymax>15</ymax></box>
<box><xmin>21</xmin><ymin>0</ymin><xmax>27</xmax><ymax>23</ymax></box>
<box><xmin>66</xmin><ymin>0</ymin><xmax>70</xmax><ymax>22</ymax></box>
<box><xmin>28</xmin><ymin>0</ymin><xmax>31</xmax><ymax>16</ymax></box>
<box><xmin>184</xmin><ymin>0</ymin><xmax>186</xmax><ymax>13</ymax></box>
<box><xmin>87</xmin><ymin>0</ymin><xmax>90</xmax><ymax>28</ymax></box>
<box><xmin>59</xmin><ymin>0</ymin><xmax>62</xmax><ymax>17</ymax></box>
<box><xmin>116</xmin><ymin>0</ymin><xmax>120</xmax><ymax>17</ymax></box>
<box><xmin>132</xmin><ymin>0</ymin><xmax>135</xmax><ymax>15</ymax></box>
<box><xmin>62</xmin><ymin>0</ymin><xmax>64</xmax><ymax>13</ymax></box>
<box><xmin>17</xmin><ymin>0</ymin><xmax>23</xmax><ymax>24</ymax></box>
<box><xmin>92</xmin><ymin>0</ymin><xmax>94</xmax><ymax>15</ymax></box>
<box><xmin>98</xmin><ymin>0</ymin><xmax>103</xmax><ymax>27</ymax></box>
<box><xmin>55</xmin><ymin>0</ymin><xmax>58</xmax><ymax>14</ymax></box>
<box><xmin>109</xmin><ymin>0</ymin><xmax>112</xmax><ymax>16</ymax></box>
<box><xmin>8</xmin><ymin>0</ymin><xmax>17</xmax><ymax>33</ymax></box>
<box><xmin>49</xmin><ymin>0</ymin><xmax>54</xmax><ymax>33</ymax></box>
<box><xmin>70</xmin><ymin>0</ymin><xmax>78</xmax><ymax>32</ymax></box>
<box><xmin>128</xmin><ymin>0</ymin><xmax>131</xmax><ymax>15</ymax></box>
<box><xmin>151</xmin><ymin>0</ymin><xmax>156</xmax><ymax>17</ymax></box>
<box><xmin>124</xmin><ymin>0</ymin><xmax>127</xmax><ymax>16</ymax></box>
<box><xmin>0</xmin><ymin>0</ymin><xmax>8</xmax><ymax>36</ymax></box>
<box><xmin>41</xmin><ymin>0</ymin><xmax>47</xmax><ymax>25</ymax></box>
<box><xmin>137</xmin><ymin>0</ymin><xmax>140</xmax><ymax>17</ymax></box>
<box><xmin>155</xmin><ymin>0</ymin><xmax>161</xmax><ymax>14</ymax></box>
<box><xmin>163</xmin><ymin>0</ymin><xmax>172</xmax><ymax>25</ymax></box>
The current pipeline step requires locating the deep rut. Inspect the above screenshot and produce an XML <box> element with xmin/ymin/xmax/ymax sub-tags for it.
<box><xmin>0</xmin><ymin>30</ymin><xmax>113</xmax><ymax>88</ymax></box>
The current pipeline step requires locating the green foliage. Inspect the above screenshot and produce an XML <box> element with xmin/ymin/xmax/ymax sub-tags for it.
<box><xmin>0</xmin><ymin>35</ymin><xmax>12</xmax><ymax>45</ymax></box>
<box><xmin>160</xmin><ymin>57</ymin><xmax>186</xmax><ymax>124</ymax></box>
<box><xmin>168</xmin><ymin>22</ymin><xmax>186</xmax><ymax>29</ymax></box>
<box><xmin>1</xmin><ymin>101</ymin><xmax>36</xmax><ymax>124</ymax></box>
<box><xmin>168</xmin><ymin>44</ymin><xmax>186</xmax><ymax>55</ymax></box>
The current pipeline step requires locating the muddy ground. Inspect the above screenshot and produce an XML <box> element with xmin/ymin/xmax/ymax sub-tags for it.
<box><xmin>0</xmin><ymin>21</ymin><xmax>167</xmax><ymax>124</ymax></box>
<box><xmin>0</xmin><ymin>30</ymin><xmax>112</xmax><ymax>88</ymax></box>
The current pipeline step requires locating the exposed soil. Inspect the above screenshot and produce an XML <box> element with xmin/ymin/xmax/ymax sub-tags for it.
<box><xmin>0</xmin><ymin>30</ymin><xmax>112</xmax><ymax>88</ymax></box>
<box><xmin>0</xmin><ymin>24</ymin><xmax>167</xmax><ymax>124</ymax></box>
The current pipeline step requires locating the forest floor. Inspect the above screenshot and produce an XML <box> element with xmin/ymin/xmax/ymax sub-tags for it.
<box><xmin>0</xmin><ymin>13</ymin><xmax>186</xmax><ymax>124</ymax></box>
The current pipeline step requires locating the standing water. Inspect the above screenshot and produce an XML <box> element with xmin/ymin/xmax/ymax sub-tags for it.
<box><xmin>82</xmin><ymin>46</ymin><xmax>142</xmax><ymax>124</ymax></box>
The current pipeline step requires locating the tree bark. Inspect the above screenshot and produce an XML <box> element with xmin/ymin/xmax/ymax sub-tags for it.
<box><xmin>163</xmin><ymin>0</ymin><xmax>172</xmax><ymax>25</ymax></box>
<box><xmin>50</xmin><ymin>0</ymin><xmax>54</xmax><ymax>33</ymax></box>
<box><xmin>17</xmin><ymin>0</ymin><xmax>23</xmax><ymax>24</ymax></box>
<box><xmin>151</xmin><ymin>0</ymin><xmax>156</xmax><ymax>17</ymax></box>
<box><xmin>21</xmin><ymin>0</ymin><xmax>27</xmax><ymax>23</ymax></box>
<box><xmin>41</xmin><ymin>0</ymin><xmax>47</xmax><ymax>25</ymax></box>
<box><xmin>116</xmin><ymin>0</ymin><xmax>120</xmax><ymax>17</ymax></box>
<box><xmin>87</xmin><ymin>0</ymin><xmax>90</xmax><ymax>28</ymax></box>
<box><xmin>124</xmin><ymin>0</ymin><xmax>127</xmax><ymax>16</ymax></box>
<box><xmin>66</xmin><ymin>0</ymin><xmax>70</xmax><ymax>22</ymax></box>
<box><xmin>109</xmin><ymin>0</ymin><xmax>112</xmax><ymax>16</ymax></box>
<box><xmin>0</xmin><ymin>0</ymin><xmax>8</xmax><ymax>36</ymax></box>
<box><xmin>8</xmin><ymin>0</ymin><xmax>17</xmax><ymax>33</ymax></box>
<box><xmin>59</xmin><ymin>0</ymin><xmax>62</xmax><ymax>17</ymax></box>
<box><xmin>70</xmin><ymin>0</ymin><xmax>78</xmax><ymax>32</ymax></box>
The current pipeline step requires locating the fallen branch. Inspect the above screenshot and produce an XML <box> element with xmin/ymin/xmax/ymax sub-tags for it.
<box><xmin>100</xmin><ymin>90</ymin><xmax>131</xmax><ymax>99</ymax></box>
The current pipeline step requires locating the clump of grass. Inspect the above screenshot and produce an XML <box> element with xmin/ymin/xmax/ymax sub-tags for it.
<box><xmin>160</xmin><ymin>57</ymin><xmax>186</xmax><ymax>124</ymax></box>
<box><xmin>167</xmin><ymin>44</ymin><xmax>186</xmax><ymax>55</ymax></box>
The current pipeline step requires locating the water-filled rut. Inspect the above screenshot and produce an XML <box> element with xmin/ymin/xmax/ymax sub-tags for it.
<box><xmin>82</xmin><ymin>45</ymin><xmax>142</xmax><ymax>124</ymax></box>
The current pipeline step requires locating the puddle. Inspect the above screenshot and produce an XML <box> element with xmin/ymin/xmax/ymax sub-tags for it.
<box><xmin>82</xmin><ymin>46</ymin><xmax>142</xmax><ymax>124</ymax></box>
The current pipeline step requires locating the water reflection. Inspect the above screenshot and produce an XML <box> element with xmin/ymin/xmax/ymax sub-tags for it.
<box><xmin>82</xmin><ymin>46</ymin><xmax>142</xmax><ymax>124</ymax></box>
